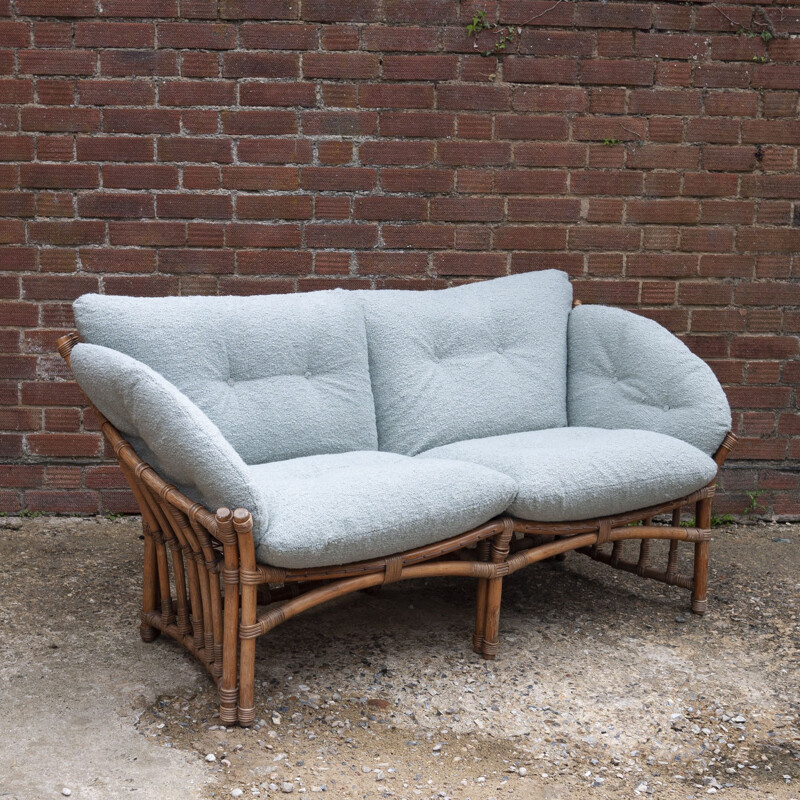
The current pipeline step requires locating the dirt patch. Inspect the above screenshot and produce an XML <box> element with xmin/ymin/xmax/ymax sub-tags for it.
<box><xmin>1</xmin><ymin>516</ymin><xmax>798</xmax><ymax>799</ymax></box>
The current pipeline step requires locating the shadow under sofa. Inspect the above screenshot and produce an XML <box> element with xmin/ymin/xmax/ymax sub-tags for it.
<box><xmin>58</xmin><ymin>269</ymin><xmax>735</xmax><ymax>727</ymax></box>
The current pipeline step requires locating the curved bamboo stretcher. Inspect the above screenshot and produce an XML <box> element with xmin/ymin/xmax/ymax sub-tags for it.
<box><xmin>58</xmin><ymin>332</ymin><xmax>736</xmax><ymax>727</ymax></box>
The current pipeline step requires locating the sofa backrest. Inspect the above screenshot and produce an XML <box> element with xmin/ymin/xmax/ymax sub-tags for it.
<box><xmin>73</xmin><ymin>291</ymin><xmax>378</xmax><ymax>465</ymax></box>
<box><xmin>359</xmin><ymin>270</ymin><xmax>573</xmax><ymax>456</ymax></box>
<box><xmin>568</xmin><ymin>304</ymin><xmax>732</xmax><ymax>455</ymax></box>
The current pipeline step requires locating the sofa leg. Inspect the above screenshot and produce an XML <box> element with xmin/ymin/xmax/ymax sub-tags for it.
<box><xmin>139</xmin><ymin>525</ymin><xmax>161</xmax><ymax>642</ymax></box>
<box><xmin>473</xmin><ymin>540</ymin><xmax>491</xmax><ymax>654</ymax></box>
<box><xmin>233</xmin><ymin>509</ymin><xmax>257</xmax><ymax>727</ymax></box>
<box><xmin>692</xmin><ymin>496</ymin><xmax>711</xmax><ymax>615</ymax></box>
<box><xmin>217</xmin><ymin>509</ymin><xmax>240</xmax><ymax>726</ymax></box>
<box><xmin>481</xmin><ymin>520</ymin><xmax>513</xmax><ymax>660</ymax></box>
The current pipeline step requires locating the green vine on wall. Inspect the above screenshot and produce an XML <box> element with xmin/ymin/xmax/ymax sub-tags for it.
<box><xmin>466</xmin><ymin>9</ymin><xmax>518</xmax><ymax>57</ymax></box>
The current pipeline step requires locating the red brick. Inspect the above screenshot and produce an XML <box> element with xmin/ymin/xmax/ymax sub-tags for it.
<box><xmin>238</xmin><ymin>195</ymin><xmax>312</xmax><ymax>220</ymax></box>
<box><xmin>360</xmin><ymin>83</ymin><xmax>433</xmax><ymax>109</ymax></box>
<box><xmin>18</xmin><ymin>50</ymin><xmax>95</xmax><ymax>75</ymax></box>
<box><xmin>0</xmin><ymin>465</ymin><xmax>43</xmax><ymax>487</ymax></box>
<box><xmin>98</xmin><ymin>0</ymin><xmax>179</xmax><ymax>16</ymax></box>
<box><xmin>240</xmin><ymin>82</ymin><xmax>316</xmax><ymax>107</ymax></box>
<box><xmin>21</xmin><ymin>107</ymin><xmax>100</xmax><ymax>133</ymax></box>
<box><xmin>303</xmin><ymin>53</ymin><xmax>379</xmax><ymax>79</ymax></box>
<box><xmin>81</xmin><ymin>249</ymin><xmax>156</xmax><ymax>273</ymax></box>
<box><xmin>380</xmin><ymin>167</ymin><xmax>453</xmax><ymax>193</ymax></box>
<box><xmin>501</xmin><ymin>1</ymin><xmax>575</xmax><ymax>27</ymax></box>
<box><xmin>99</xmin><ymin>50</ymin><xmax>178</xmax><ymax>76</ymax></box>
<box><xmin>503</xmin><ymin>58</ymin><xmax>577</xmax><ymax>85</ymax></box>
<box><xmin>434</xmin><ymin>252</ymin><xmax>506</xmax><ymax>277</ymax></box>
<box><xmin>581</xmin><ymin>60</ymin><xmax>653</xmax><ymax>87</ymax></box>
<box><xmin>76</xmin><ymin>137</ymin><xmax>152</xmax><ymax>163</ymax></box>
<box><xmin>383</xmin><ymin>55</ymin><xmax>457</xmax><ymax>81</ymax></box>
<box><xmin>77</xmin><ymin>79</ymin><xmax>155</xmax><ymax>106</ymax></box>
<box><xmin>301</xmin><ymin>167</ymin><xmax>375</xmax><ymax>191</ymax></box>
<box><xmin>33</xmin><ymin>22</ymin><xmax>71</xmax><ymax>48</ymax></box>
<box><xmin>237</xmin><ymin>249</ymin><xmax>312</xmax><ymax>274</ymax></box>
<box><xmin>303</xmin><ymin>110</ymin><xmax>378</xmax><ymax>136</ymax></box>
<box><xmin>29</xmin><ymin>221</ymin><xmax>104</xmax><ymax>246</ymax></box>
<box><xmin>103</xmin><ymin>108</ymin><xmax>180</xmax><ymax>134</ymax></box>
<box><xmin>103</xmin><ymin>164</ymin><xmax>178</xmax><ymax>189</ymax></box>
<box><xmin>158</xmin><ymin>248</ymin><xmax>235</xmax><ymax>273</ymax></box>
<box><xmin>0</xmin><ymin>192</ymin><xmax>34</xmax><ymax>216</ymax></box>
<box><xmin>158</xmin><ymin>22</ymin><xmax>236</xmax><ymax>49</ymax></box>
<box><xmin>306</xmin><ymin>224</ymin><xmax>377</xmax><ymax>248</ymax></box>
<box><xmin>109</xmin><ymin>221</ymin><xmax>185</xmax><ymax>246</ymax></box>
<box><xmin>627</xmin><ymin>200</ymin><xmax>698</xmax><ymax>225</ymax></box>
<box><xmin>156</xmin><ymin>137</ymin><xmax>232</xmax><ymax>164</ymax></box>
<box><xmin>508</xmin><ymin>198</ymin><xmax>580</xmax><ymax>223</ymax></box>
<box><xmin>75</xmin><ymin>22</ymin><xmax>154</xmax><ymax>47</ymax></box>
<box><xmin>627</xmin><ymin>254</ymin><xmax>697</xmax><ymax>278</ymax></box>
<box><xmin>159</xmin><ymin>80</ymin><xmax>234</xmax><ymax>107</ymax></box>
<box><xmin>627</xmin><ymin>145</ymin><xmax>699</xmax><ymax>170</ymax></box>
<box><xmin>494</xmin><ymin>226</ymin><xmax>568</xmax><ymax>251</ymax></box>
<box><xmin>636</xmin><ymin>33</ymin><xmax>707</xmax><ymax>60</ymax></box>
<box><xmin>569</xmin><ymin>226</ymin><xmax>640</xmax><ymax>251</ymax></box>
<box><xmin>357</xmin><ymin>251</ymin><xmax>427</xmax><ymax>275</ymax></box>
<box><xmin>741</xmin><ymin>120</ymin><xmax>800</xmax><ymax>146</ymax></box>
<box><xmin>221</xmin><ymin>110</ymin><xmax>296</xmax><ymax>135</ymax></box>
<box><xmin>629</xmin><ymin>89</ymin><xmax>701</xmax><ymax>116</ymax></box>
<box><xmin>16</xmin><ymin>0</ymin><xmax>95</xmax><ymax>15</ymax></box>
<box><xmin>240</xmin><ymin>23</ymin><xmax>316</xmax><ymax>50</ymax></box>
<box><xmin>156</xmin><ymin>194</ymin><xmax>231</xmax><ymax>219</ymax></box>
<box><xmin>223</xmin><ymin>166</ymin><xmax>298</xmax><ymax>191</ymax></box>
<box><xmin>221</xmin><ymin>52</ymin><xmax>298</xmax><ymax>78</ymax></box>
<box><xmin>576</xmin><ymin>2</ymin><xmax>651</xmax><ymax>28</ymax></box>
<box><xmin>0</xmin><ymin>79</ymin><xmax>33</xmax><ymax>104</ymax></box>
<box><xmin>302</xmin><ymin>0</ymin><xmax>378</xmax><ymax>22</ymax></box>
<box><xmin>438</xmin><ymin>85</ymin><xmax>510</xmax><ymax>111</ymax></box>
<box><xmin>438</xmin><ymin>141</ymin><xmax>510</xmax><ymax>167</ymax></box>
<box><xmin>380</xmin><ymin>111</ymin><xmax>454</xmax><ymax>138</ymax></box>
<box><xmin>363</xmin><ymin>26</ymin><xmax>438</xmax><ymax>52</ymax></box>
<box><xmin>218</xmin><ymin>0</ymin><xmax>299</xmax><ymax>19</ymax></box>
<box><xmin>360</xmin><ymin>141</ymin><xmax>433</xmax><ymax>166</ymax></box>
<box><xmin>430</xmin><ymin>197</ymin><xmax>503</xmax><ymax>222</ymax></box>
<box><xmin>353</xmin><ymin>196</ymin><xmax>426</xmax><ymax>221</ymax></box>
<box><xmin>77</xmin><ymin>192</ymin><xmax>154</xmax><ymax>219</ymax></box>
<box><xmin>237</xmin><ymin>139</ymin><xmax>312</xmax><ymax>164</ymax></box>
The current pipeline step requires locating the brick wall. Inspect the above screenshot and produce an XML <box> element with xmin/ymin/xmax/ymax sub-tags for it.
<box><xmin>1</xmin><ymin>0</ymin><xmax>799</xmax><ymax>518</ymax></box>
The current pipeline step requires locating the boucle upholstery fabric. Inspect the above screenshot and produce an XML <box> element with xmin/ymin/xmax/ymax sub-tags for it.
<box><xmin>248</xmin><ymin>451</ymin><xmax>517</xmax><ymax>568</ymax></box>
<box><xmin>70</xmin><ymin>343</ymin><xmax>266</xmax><ymax>523</ymax></box>
<box><xmin>73</xmin><ymin>291</ymin><xmax>378</xmax><ymax>464</ymax></box>
<box><xmin>360</xmin><ymin>270</ymin><xmax>573</xmax><ymax>456</ymax></box>
<box><xmin>568</xmin><ymin>305</ymin><xmax>731</xmax><ymax>456</ymax></box>
<box><xmin>418</xmin><ymin>427</ymin><xmax>718</xmax><ymax>521</ymax></box>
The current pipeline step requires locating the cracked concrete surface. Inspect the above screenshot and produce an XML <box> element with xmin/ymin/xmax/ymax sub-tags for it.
<box><xmin>0</xmin><ymin>515</ymin><xmax>798</xmax><ymax>799</ymax></box>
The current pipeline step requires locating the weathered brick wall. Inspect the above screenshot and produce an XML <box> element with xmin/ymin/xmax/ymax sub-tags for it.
<box><xmin>1</xmin><ymin>0</ymin><xmax>799</xmax><ymax>517</ymax></box>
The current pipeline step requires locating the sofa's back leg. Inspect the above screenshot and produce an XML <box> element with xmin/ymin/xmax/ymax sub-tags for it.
<box><xmin>217</xmin><ymin>508</ymin><xmax>240</xmax><ymax>726</ymax></box>
<box><xmin>481</xmin><ymin>519</ymin><xmax>514</xmax><ymax>660</ymax></box>
<box><xmin>692</xmin><ymin>496</ymin><xmax>711</xmax><ymax>614</ymax></box>
<box><xmin>473</xmin><ymin>539</ymin><xmax>491</xmax><ymax>654</ymax></box>
<box><xmin>233</xmin><ymin>509</ymin><xmax>257</xmax><ymax>727</ymax></box>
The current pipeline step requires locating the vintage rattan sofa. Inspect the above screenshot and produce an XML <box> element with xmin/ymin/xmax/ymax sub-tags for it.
<box><xmin>57</xmin><ymin>270</ymin><xmax>736</xmax><ymax>726</ymax></box>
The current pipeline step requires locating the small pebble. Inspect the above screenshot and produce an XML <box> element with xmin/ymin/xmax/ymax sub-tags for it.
<box><xmin>231</xmin><ymin>790</ymin><xmax>243</xmax><ymax>798</ymax></box>
<box><xmin>61</xmin><ymin>791</ymin><xmax>72</xmax><ymax>798</ymax></box>
<box><xmin>281</xmin><ymin>782</ymin><xmax>295</xmax><ymax>793</ymax></box>
<box><xmin>205</xmin><ymin>753</ymin><xmax>216</xmax><ymax>762</ymax></box>
<box><xmin>518</xmin><ymin>767</ymin><xmax>527</xmax><ymax>777</ymax></box>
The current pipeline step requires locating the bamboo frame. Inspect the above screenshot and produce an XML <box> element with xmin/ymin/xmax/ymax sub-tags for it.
<box><xmin>58</xmin><ymin>331</ymin><xmax>736</xmax><ymax>726</ymax></box>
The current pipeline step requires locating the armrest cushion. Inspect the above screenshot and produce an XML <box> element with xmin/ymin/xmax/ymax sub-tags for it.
<box><xmin>567</xmin><ymin>305</ymin><xmax>731</xmax><ymax>456</ymax></box>
<box><xmin>71</xmin><ymin>342</ymin><xmax>266</xmax><ymax>522</ymax></box>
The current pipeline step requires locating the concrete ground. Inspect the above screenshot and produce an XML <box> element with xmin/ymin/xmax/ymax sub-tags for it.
<box><xmin>0</xmin><ymin>516</ymin><xmax>798</xmax><ymax>800</ymax></box>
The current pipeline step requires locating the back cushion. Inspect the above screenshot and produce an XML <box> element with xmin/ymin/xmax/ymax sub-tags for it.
<box><xmin>360</xmin><ymin>270</ymin><xmax>573</xmax><ymax>455</ymax></box>
<box><xmin>73</xmin><ymin>291</ymin><xmax>378</xmax><ymax>464</ymax></box>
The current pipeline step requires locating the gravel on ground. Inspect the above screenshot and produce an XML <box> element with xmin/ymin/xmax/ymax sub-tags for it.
<box><xmin>0</xmin><ymin>515</ymin><xmax>798</xmax><ymax>800</ymax></box>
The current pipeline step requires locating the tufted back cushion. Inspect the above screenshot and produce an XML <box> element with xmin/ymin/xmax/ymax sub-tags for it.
<box><xmin>360</xmin><ymin>270</ymin><xmax>573</xmax><ymax>456</ymax></box>
<box><xmin>73</xmin><ymin>291</ymin><xmax>378</xmax><ymax>464</ymax></box>
<box><xmin>568</xmin><ymin>304</ymin><xmax>731</xmax><ymax>455</ymax></box>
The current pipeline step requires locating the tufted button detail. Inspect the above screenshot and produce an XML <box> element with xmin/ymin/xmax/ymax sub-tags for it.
<box><xmin>612</xmin><ymin>377</ymin><xmax>618</xmax><ymax>383</ymax></box>
<box><xmin>663</xmin><ymin>404</ymin><xmax>670</xmax><ymax>411</ymax></box>
<box><xmin>496</xmin><ymin>347</ymin><xmax>504</xmax><ymax>354</ymax></box>
<box><xmin>304</xmin><ymin>371</ymin><xmax>311</xmax><ymax>379</ymax></box>
<box><xmin>227</xmin><ymin>378</ymin><xmax>234</xmax><ymax>387</ymax></box>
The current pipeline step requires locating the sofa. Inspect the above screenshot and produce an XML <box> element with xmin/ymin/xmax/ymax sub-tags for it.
<box><xmin>58</xmin><ymin>269</ymin><xmax>736</xmax><ymax>727</ymax></box>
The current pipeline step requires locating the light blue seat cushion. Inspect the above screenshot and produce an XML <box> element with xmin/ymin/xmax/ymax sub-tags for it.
<box><xmin>73</xmin><ymin>290</ymin><xmax>378</xmax><ymax>464</ymax></box>
<box><xmin>359</xmin><ymin>270</ymin><xmax>573</xmax><ymax>456</ymax></box>
<box><xmin>70</xmin><ymin>343</ymin><xmax>267</xmax><ymax>522</ymax></box>
<box><xmin>568</xmin><ymin>305</ymin><xmax>731</xmax><ymax>456</ymax></box>
<box><xmin>248</xmin><ymin>451</ymin><xmax>517</xmax><ymax>568</ymax></box>
<box><xmin>418</xmin><ymin>427</ymin><xmax>718</xmax><ymax>522</ymax></box>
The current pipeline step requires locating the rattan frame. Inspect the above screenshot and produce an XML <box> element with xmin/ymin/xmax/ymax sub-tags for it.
<box><xmin>58</xmin><ymin>332</ymin><xmax>735</xmax><ymax>727</ymax></box>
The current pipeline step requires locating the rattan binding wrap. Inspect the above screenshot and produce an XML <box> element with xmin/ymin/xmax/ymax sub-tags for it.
<box><xmin>58</xmin><ymin>332</ymin><xmax>735</xmax><ymax>725</ymax></box>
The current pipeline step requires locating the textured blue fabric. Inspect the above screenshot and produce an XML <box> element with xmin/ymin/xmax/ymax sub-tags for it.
<box><xmin>568</xmin><ymin>305</ymin><xmax>731</xmax><ymax>455</ymax></box>
<box><xmin>73</xmin><ymin>290</ymin><xmax>378</xmax><ymax>465</ymax></box>
<box><xmin>360</xmin><ymin>270</ymin><xmax>573</xmax><ymax>455</ymax></box>
<box><xmin>249</xmin><ymin>451</ymin><xmax>517</xmax><ymax>568</ymax></box>
<box><xmin>418</xmin><ymin>427</ymin><xmax>718</xmax><ymax>521</ymax></box>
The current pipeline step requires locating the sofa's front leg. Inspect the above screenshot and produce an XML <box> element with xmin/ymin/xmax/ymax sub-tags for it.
<box><xmin>473</xmin><ymin>539</ymin><xmax>491</xmax><ymax>654</ymax></box>
<box><xmin>692</xmin><ymin>496</ymin><xmax>711</xmax><ymax>615</ymax></box>
<box><xmin>233</xmin><ymin>509</ymin><xmax>257</xmax><ymax>727</ymax></box>
<box><xmin>216</xmin><ymin>508</ymin><xmax>240</xmax><ymax>726</ymax></box>
<box><xmin>481</xmin><ymin>518</ymin><xmax>514</xmax><ymax>660</ymax></box>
